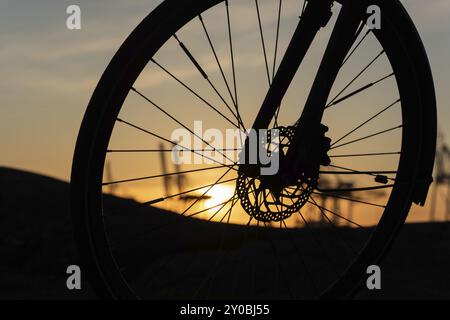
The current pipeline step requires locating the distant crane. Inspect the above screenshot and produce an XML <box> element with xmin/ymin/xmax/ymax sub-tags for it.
<box><xmin>159</xmin><ymin>142</ymin><xmax>211</xmax><ymax>205</ymax></box>
<box><xmin>315</xmin><ymin>176</ymin><xmax>355</xmax><ymax>227</ymax></box>
<box><xmin>430</xmin><ymin>132</ymin><xmax>450</xmax><ymax>221</ymax></box>
<box><xmin>330</xmin><ymin>175</ymin><xmax>354</xmax><ymax>226</ymax></box>
<box><xmin>105</xmin><ymin>161</ymin><xmax>118</xmax><ymax>195</ymax></box>
<box><xmin>314</xmin><ymin>175</ymin><xmax>385</xmax><ymax>227</ymax></box>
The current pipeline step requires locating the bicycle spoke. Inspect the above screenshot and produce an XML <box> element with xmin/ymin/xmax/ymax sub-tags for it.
<box><xmin>293</xmin><ymin>208</ymin><xmax>341</xmax><ymax>278</ymax></box>
<box><xmin>307</xmin><ymin>200</ymin><xmax>364</xmax><ymax>228</ymax></box>
<box><xmin>330</xmin><ymin>124</ymin><xmax>403</xmax><ymax>150</ymax></box>
<box><xmin>193</xmin><ymin>194</ymin><xmax>239</xmax><ymax>299</ymax></box>
<box><xmin>272</xmin><ymin>0</ymin><xmax>282</xmax><ymax>81</ymax></box>
<box><xmin>255</xmin><ymin>0</ymin><xmax>271</xmax><ymax>86</ymax></box>
<box><xmin>251</xmin><ymin>0</ymin><xmax>331</xmax><ymax>129</ymax></box>
<box><xmin>207</xmin><ymin>196</ymin><xmax>248</xmax><ymax>299</ymax></box>
<box><xmin>181</xmin><ymin>165</ymin><xmax>236</xmax><ymax>215</ymax></box>
<box><xmin>300</xmin><ymin>0</ymin><xmax>307</xmax><ymax>18</ymax></box>
<box><xmin>295</xmin><ymin>1</ymin><xmax>365</xmax><ymax>126</ymax></box>
<box><xmin>284</xmin><ymin>187</ymin><xmax>351</xmax><ymax>272</ymax></box>
<box><xmin>225</xmin><ymin>0</ymin><xmax>239</xmax><ymax>113</ymax></box>
<box><xmin>173</xmin><ymin>34</ymin><xmax>237</xmax><ymax>121</ymax></box>
<box><xmin>186</xmin><ymin>194</ymin><xmax>237</xmax><ymax>219</ymax></box>
<box><xmin>341</xmin><ymin>28</ymin><xmax>370</xmax><ymax>67</ymax></box>
<box><xmin>321</xmin><ymin>167</ymin><xmax>397</xmax><ymax>175</ymax></box>
<box><xmin>115</xmin><ymin>189</ymin><xmax>240</xmax><ymax>247</ymax></box>
<box><xmin>326</xmin><ymin>49</ymin><xmax>385</xmax><ymax>107</ymax></box>
<box><xmin>331</xmin><ymin>98</ymin><xmax>400</xmax><ymax>147</ymax></box>
<box><xmin>309</xmin><ymin>195</ymin><xmax>357</xmax><ymax>254</ymax></box>
<box><xmin>103</xmin><ymin>164</ymin><xmax>228</xmax><ymax>186</ymax></box>
<box><xmin>207</xmin><ymin>192</ymin><xmax>238</xmax><ymax>222</ymax></box>
<box><xmin>143</xmin><ymin>194</ymin><xmax>238</xmax><ymax>297</ymax></box>
<box><xmin>116</xmin><ymin>118</ymin><xmax>238</xmax><ymax>169</ymax></box>
<box><xmin>107</xmin><ymin>148</ymin><xmax>240</xmax><ymax>153</ymax></box>
<box><xmin>330</xmin><ymin>151</ymin><xmax>400</xmax><ymax>158</ymax></box>
<box><xmin>144</xmin><ymin>177</ymin><xmax>238</xmax><ymax>206</ymax></box>
<box><xmin>132</xmin><ymin>86</ymin><xmax>235</xmax><ymax>164</ymax></box>
<box><xmin>198</xmin><ymin>14</ymin><xmax>247</xmax><ymax>133</ymax></box>
<box><xmin>312</xmin><ymin>191</ymin><xmax>386</xmax><ymax>208</ymax></box>
<box><xmin>326</xmin><ymin>73</ymin><xmax>395</xmax><ymax>109</ymax></box>
<box><xmin>325</xmin><ymin>164</ymin><xmax>396</xmax><ymax>181</ymax></box>
<box><xmin>198</xmin><ymin>14</ymin><xmax>237</xmax><ymax>108</ymax></box>
<box><xmin>318</xmin><ymin>184</ymin><xmax>394</xmax><ymax>193</ymax></box>
<box><xmin>272</xmin><ymin>0</ymin><xmax>283</xmax><ymax>127</ymax></box>
<box><xmin>150</xmin><ymin>58</ymin><xmax>241</xmax><ymax>129</ymax></box>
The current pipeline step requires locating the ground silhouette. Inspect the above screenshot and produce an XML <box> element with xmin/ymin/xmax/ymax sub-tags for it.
<box><xmin>0</xmin><ymin>167</ymin><xmax>449</xmax><ymax>299</ymax></box>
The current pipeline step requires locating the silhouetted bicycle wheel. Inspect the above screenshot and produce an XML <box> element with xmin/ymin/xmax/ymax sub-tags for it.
<box><xmin>71</xmin><ymin>0</ymin><xmax>436</xmax><ymax>299</ymax></box>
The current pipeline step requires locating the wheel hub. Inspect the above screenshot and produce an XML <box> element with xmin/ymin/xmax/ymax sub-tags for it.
<box><xmin>236</xmin><ymin>126</ymin><xmax>325</xmax><ymax>223</ymax></box>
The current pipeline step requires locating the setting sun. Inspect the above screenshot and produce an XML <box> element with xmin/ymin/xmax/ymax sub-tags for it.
<box><xmin>203</xmin><ymin>184</ymin><xmax>236</xmax><ymax>216</ymax></box>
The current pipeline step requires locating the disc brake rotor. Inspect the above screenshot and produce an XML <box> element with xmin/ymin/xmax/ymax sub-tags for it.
<box><xmin>236</xmin><ymin>126</ymin><xmax>316</xmax><ymax>223</ymax></box>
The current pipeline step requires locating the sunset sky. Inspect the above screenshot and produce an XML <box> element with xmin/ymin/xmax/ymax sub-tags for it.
<box><xmin>1</xmin><ymin>0</ymin><xmax>449</xmax><ymax>223</ymax></box>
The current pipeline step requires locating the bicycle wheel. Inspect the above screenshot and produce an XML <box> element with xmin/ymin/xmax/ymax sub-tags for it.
<box><xmin>71</xmin><ymin>0</ymin><xmax>436</xmax><ymax>299</ymax></box>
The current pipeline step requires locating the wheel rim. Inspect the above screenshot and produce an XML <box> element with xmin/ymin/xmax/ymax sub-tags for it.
<box><xmin>72</xmin><ymin>0</ymin><xmax>429</xmax><ymax>299</ymax></box>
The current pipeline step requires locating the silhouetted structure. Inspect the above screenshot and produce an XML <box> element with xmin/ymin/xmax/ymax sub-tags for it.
<box><xmin>430</xmin><ymin>133</ymin><xmax>450</xmax><ymax>221</ymax></box>
<box><xmin>159</xmin><ymin>142</ymin><xmax>210</xmax><ymax>203</ymax></box>
<box><xmin>105</xmin><ymin>161</ymin><xmax>118</xmax><ymax>195</ymax></box>
<box><xmin>313</xmin><ymin>176</ymin><xmax>385</xmax><ymax>227</ymax></box>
